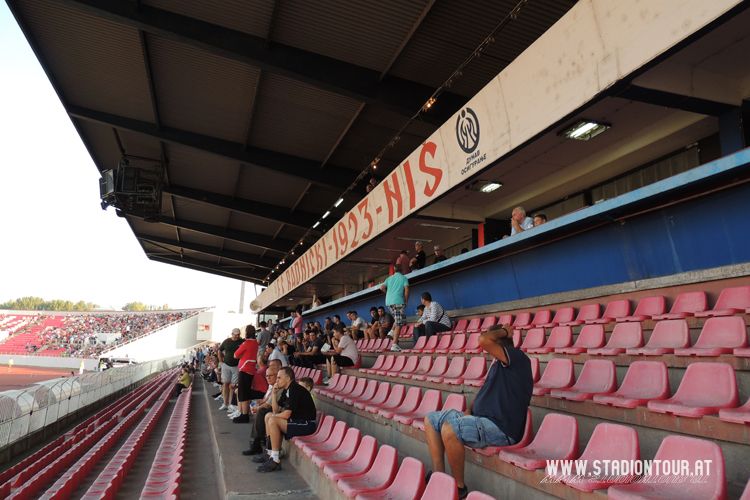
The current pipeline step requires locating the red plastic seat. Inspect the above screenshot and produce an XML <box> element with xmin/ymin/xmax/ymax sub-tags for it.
<box><xmin>465</xmin><ymin>493</ymin><xmax>495</xmax><ymax>500</ymax></box>
<box><xmin>718</xmin><ymin>395</ymin><xmax>750</xmax><ymax>424</ymax></box>
<box><xmin>673</xmin><ymin>316</ymin><xmax>747</xmax><ymax>356</ymax></box>
<box><xmin>742</xmin><ymin>479</ymin><xmax>750</xmax><ymax>500</ymax></box>
<box><xmin>588</xmin><ymin>322</ymin><xmax>643</xmax><ymax>355</ymax></box>
<box><xmin>405</xmin><ymin>336</ymin><xmax>428</xmax><ymax>353</ymax></box>
<box><xmin>497</xmin><ymin>314</ymin><xmax>513</xmax><ymax>326</ymax></box>
<box><xmin>586</xmin><ymin>299</ymin><xmax>630</xmax><ymax>324</ymax></box>
<box><xmin>336</xmin><ymin>378</ymin><xmax>367</xmax><ymax>402</ymax></box>
<box><xmin>561</xmin><ymin>303</ymin><xmax>600</xmax><ymax>325</ymax></box>
<box><xmin>342</xmin><ymin>378</ymin><xmax>370</xmax><ymax>405</ymax></box>
<box><xmin>383</xmin><ymin>356</ymin><xmax>408</xmax><ymax>376</ymax></box>
<box><xmin>695</xmin><ymin>285</ymin><xmax>750</xmax><ymax>317</ymax></box>
<box><xmin>393</xmin><ymin>389</ymin><xmax>441</xmax><ymax>425</ymax></box>
<box><xmin>734</xmin><ymin>347</ymin><xmax>750</xmax><ymax>357</ymax></box>
<box><xmin>519</xmin><ymin>328</ymin><xmax>545</xmax><ymax>351</ymax></box>
<box><xmin>465</xmin><ymin>318</ymin><xmax>482</xmax><ymax>333</ymax></box>
<box><xmin>608</xmin><ymin>436</ymin><xmax>726</xmax><ymax>500</ymax></box>
<box><xmin>323</xmin><ymin>435</ymin><xmax>377</xmax><ymax>481</ymax></box>
<box><xmin>478</xmin><ymin>316</ymin><xmax>497</xmax><ymax>332</ymax></box>
<box><xmin>512</xmin><ymin>329</ymin><xmax>521</xmax><ymax>348</ymax></box>
<box><xmin>429</xmin><ymin>335</ymin><xmax>453</xmax><ymax>354</ymax></box>
<box><xmin>361</xmin><ymin>339</ymin><xmax>376</xmax><ymax>352</ymax></box>
<box><xmin>419</xmin><ymin>472</ymin><xmax>457</xmax><ymax>500</ymax></box>
<box><xmin>333</xmin><ymin>377</ymin><xmax>359</xmax><ymax>402</ymax></box>
<box><xmin>439</xmin><ymin>334</ymin><xmax>466</xmax><ymax>354</ymax></box>
<box><xmin>540</xmin><ymin>307</ymin><xmax>575</xmax><ymax>327</ymax></box>
<box><xmin>512</xmin><ymin>312</ymin><xmax>532</xmax><ymax>328</ymax></box>
<box><xmin>461</xmin><ymin>333</ymin><xmax>482</xmax><ymax>354</ymax></box>
<box><xmin>452</xmin><ymin>319</ymin><xmax>469</xmax><ymax>334</ymax></box>
<box><xmin>556</xmin><ymin>324</ymin><xmax>605</xmax><ymax>354</ymax></box>
<box><xmin>593</xmin><ymin>361</ymin><xmax>670</xmax><ymax>408</ymax></box>
<box><xmin>472</xmin><ymin>408</ymin><xmax>533</xmax><ymax>457</ymax></box>
<box><xmin>627</xmin><ymin>319</ymin><xmax>690</xmax><ymax>355</ymax></box>
<box><xmin>293</xmin><ymin>415</ymin><xmax>334</xmax><ymax>445</ymax></box>
<box><xmin>527</xmin><ymin>326</ymin><xmax>572</xmax><ymax>354</ymax></box>
<box><xmin>380</xmin><ymin>386</ymin><xmax>422</xmax><ymax>419</ymax></box>
<box><xmin>530</xmin><ymin>357</ymin><xmax>540</xmax><ymax>382</ymax></box>
<box><xmin>499</xmin><ymin>413</ymin><xmax>578</xmax><ymax>470</ymax></box>
<box><xmin>518</xmin><ymin>310</ymin><xmax>551</xmax><ymax>330</ymax></box>
<box><xmin>374</xmin><ymin>356</ymin><xmax>396</xmax><ymax>375</ymax></box>
<box><xmin>397</xmin><ymin>355</ymin><xmax>420</xmax><ymax>377</ymax></box>
<box><xmin>301</xmin><ymin>421</ymin><xmax>348</xmax><ymax>457</ymax></box>
<box><xmin>420</xmin><ymin>336</ymin><xmax>440</xmax><ymax>354</ymax></box>
<box><xmin>337</xmin><ymin>444</ymin><xmax>398</xmax><ymax>498</ymax></box>
<box><xmin>354</xmin><ymin>456</ymin><xmax>425</xmax><ymax>500</ymax></box>
<box><xmin>550</xmin><ymin>359</ymin><xmax>617</xmax><ymax>401</ymax></box>
<box><xmin>365</xmin><ymin>384</ymin><xmax>405</xmax><ymax>414</ymax></box>
<box><xmin>428</xmin><ymin>356</ymin><xmax>466</xmax><ymax>384</ymax></box>
<box><xmin>647</xmin><ymin>362</ymin><xmax>739</xmax><ymax>417</ymax></box>
<box><xmin>355</xmin><ymin>382</ymin><xmax>390</xmax><ymax>411</ymax></box>
<box><xmin>400</xmin><ymin>356</ymin><xmax>432</xmax><ymax>380</ymax></box>
<box><xmin>413</xmin><ymin>394</ymin><xmax>467</xmax><ymax>431</ymax></box>
<box><xmin>618</xmin><ymin>295</ymin><xmax>666</xmax><ymax>322</ymax></box>
<box><xmin>346</xmin><ymin>379</ymin><xmax>378</xmax><ymax>406</ymax></box>
<box><xmin>361</xmin><ymin>355</ymin><xmax>385</xmax><ymax>375</ymax></box>
<box><xmin>312</xmin><ymin>427</ymin><xmax>362</xmax><ymax>467</ymax></box>
<box><xmin>533</xmin><ymin>358</ymin><xmax>574</xmax><ymax>396</ymax></box>
<box><xmin>653</xmin><ymin>290</ymin><xmax>708</xmax><ymax>319</ymax></box>
<box><xmin>459</xmin><ymin>357</ymin><xmax>488</xmax><ymax>386</ymax></box>
<box><xmin>315</xmin><ymin>374</ymin><xmax>343</xmax><ymax>396</ymax></box>
<box><xmin>413</xmin><ymin>356</ymin><xmax>448</xmax><ymax>381</ymax></box>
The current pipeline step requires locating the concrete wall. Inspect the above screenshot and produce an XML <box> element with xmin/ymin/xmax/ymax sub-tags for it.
<box><xmin>0</xmin><ymin>355</ymin><xmax>97</xmax><ymax>371</ymax></box>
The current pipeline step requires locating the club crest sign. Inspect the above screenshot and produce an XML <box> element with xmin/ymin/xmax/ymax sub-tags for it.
<box><xmin>455</xmin><ymin>107</ymin><xmax>480</xmax><ymax>154</ymax></box>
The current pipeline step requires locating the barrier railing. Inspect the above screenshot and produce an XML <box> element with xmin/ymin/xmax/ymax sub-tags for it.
<box><xmin>0</xmin><ymin>356</ymin><xmax>181</xmax><ymax>449</ymax></box>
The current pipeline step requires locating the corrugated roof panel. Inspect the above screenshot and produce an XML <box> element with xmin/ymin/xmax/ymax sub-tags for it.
<box><xmin>273</xmin><ymin>0</ymin><xmax>432</xmax><ymax>72</ymax></box>
<box><xmin>232</xmin><ymin>164</ymin><xmax>312</xmax><ymax>208</ymax></box>
<box><xmin>117</xmin><ymin>130</ymin><xmax>163</xmax><ymax>162</ymax></box>
<box><xmin>178</xmin><ymin>231</ymin><xmax>224</xmax><ymax>248</ymax></box>
<box><xmin>172</xmin><ymin>197</ymin><xmax>230</xmax><ymax>227</ymax></box>
<box><xmin>148</xmin><ymin>35</ymin><xmax>261</xmax><ymax>144</ymax></box>
<box><xmin>144</xmin><ymin>0</ymin><xmax>276</xmax><ymax>38</ymax></box>
<box><xmin>226</xmin><ymin>214</ymin><xmax>282</xmax><ymax>236</ymax></box>
<box><xmin>222</xmin><ymin>240</ymin><xmax>272</xmax><ymax>256</ymax></box>
<box><xmin>74</xmin><ymin>120</ymin><xmax>122</xmax><ymax>173</ymax></box>
<box><xmin>16</xmin><ymin>0</ymin><xmax>153</xmax><ymax>122</ymax></box>
<box><xmin>166</xmin><ymin>145</ymin><xmax>242</xmax><ymax>196</ymax></box>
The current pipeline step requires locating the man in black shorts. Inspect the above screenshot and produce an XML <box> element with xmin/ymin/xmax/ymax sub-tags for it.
<box><xmin>324</xmin><ymin>325</ymin><xmax>359</xmax><ymax>379</ymax></box>
<box><xmin>257</xmin><ymin>367</ymin><xmax>317</xmax><ymax>472</ymax></box>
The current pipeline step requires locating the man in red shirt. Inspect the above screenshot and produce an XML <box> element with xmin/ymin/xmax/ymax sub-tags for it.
<box><xmin>231</xmin><ymin>325</ymin><xmax>260</xmax><ymax>423</ymax></box>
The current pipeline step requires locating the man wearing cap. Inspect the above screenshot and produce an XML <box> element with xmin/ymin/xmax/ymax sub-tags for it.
<box><xmin>218</xmin><ymin>328</ymin><xmax>244</xmax><ymax>412</ymax></box>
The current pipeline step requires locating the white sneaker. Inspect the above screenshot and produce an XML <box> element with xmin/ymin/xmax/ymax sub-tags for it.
<box><xmin>218</xmin><ymin>403</ymin><xmax>227</xmax><ymax>411</ymax></box>
<box><xmin>214</xmin><ymin>395</ymin><xmax>223</xmax><ymax>401</ymax></box>
<box><xmin>228</xmin><ymin>410</ymin><xmax>241</xmax><ymax>419</ymax></box>
<box><xmin>390</xmin><ymin>344</ymin><xmax>402</xmax><ymax>352</ymax></box>
<box><xmin>227</xmin><ymin>405</ymin><xmax>237</xmax><ymax>413</ymax></box>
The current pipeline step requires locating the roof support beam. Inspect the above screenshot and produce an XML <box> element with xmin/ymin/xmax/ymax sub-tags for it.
<box><xmin>68</xmin><ymin>106</ymin><xmax>356</xmax><ymax>190</ymax></box>
<box><xmin>149</xmin><ymin>254</ymin><xmax>265</xmax><ymax>284</ymax></box>
<box><xmin>163</xmin><ymin>184</ymin><xmax>317</xmax><ymax>229</ymax></box>
<box><xmin>139</xmin><ymin>234</ymin><xmax>277</xmax><ymax>270</ymax></box>
<box><xmin>60</xmin><ymin>0</ymin><xmax>465</xmax><ymax>124</ymax></box>
<box><xmin>145</xmin><ymin>215</ymin><xmax>293</xmax><ymax>254</ymax></box>
<box><xmin>617</xmin><ymin>85</ymin><xmax>736</xmax><ymax>116</ymax></box>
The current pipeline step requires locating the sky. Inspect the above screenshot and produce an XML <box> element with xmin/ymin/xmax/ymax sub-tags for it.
<box><xmin>0</xmin><ymin>4</ymin><xmax>257</xmax><ymax>312</ymax></box>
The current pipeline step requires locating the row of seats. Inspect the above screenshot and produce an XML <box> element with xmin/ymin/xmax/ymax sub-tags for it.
<box><xmin>291</xmin><ymin>365</ymin><xmax>324</xmax><ymax>385</ymax></box>
<box><xmin>354</xmin><ymin>338</ymin><xmax>392</xmax><ymax>353</ymax></box>
<box><xmin>291</xmin><ymin>413</ymin><xmax>493</xmax><ymax>499</ymax></box>
<box><xmin>363</xmin><ymin>354</ymin><xmax>486</xmax><ymax>385</ymax></box>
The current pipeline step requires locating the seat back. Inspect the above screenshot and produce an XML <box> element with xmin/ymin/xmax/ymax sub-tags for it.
<box><xmin>388</xmin><ymin>356</ymin><xmax>407</xmax><ymax>373</ymax></box>
<box><xmin>443</xmin><ymin>356</ymin><xmax>466</xmax><ymax>378</ymax></box>
<box><xmin>545</xmin><ymin>326</ymin><xmax>572</xmax><ymax>348</ymax></box>
<box><xmin>464</xmin><ymin>333</ymin><xmax>481</xmax><ymax>351</ymax></box>
<box><xmin>426</xmin><ymin>356</ymin><xmax>449</xmax><ymax>376</ymax></box>
<box><xmin>633</xmin><ymin>296</ymin><xmax>666</xmax><ymax>317</ymax></box>
<box><xmin>695</xmin><ymin>316</ymin><xmax>747</xmax><ymax>349</ymax></box>
<box><xmin>714</xmin><ymin>285</ymin><xmax>750</xmax><ymax>311</ymax></box>
<box><xmin>517</xmin><ymin>408</ymin><xmax>534</xmax><ymax>447</ymax></box>
<box><xmin>530</xmin><ymin>357</ymin><xmax>540</xmax><ymax>382</ymax></box>
<box><xmin>379</xmin><ymin>356</ymin><xmax>396</xmax><ymax>372</ymax></box>
<box><xmin>521</xmin><ymin>328</ymin><xmax>545</xmax><ymax>349</ymax></box>
<box><xmin>415</xmin><ymin>356</ymin><xmax>433</xmax><ymax>375</ymax></box>
<box><xmin>466</xmin><ymin>318</ymin><xmax>482</xmax><ymax>332</ymax></box>
<box><xmin>401</xmin><ymin>355</ymin><xmax>420</xmax><ymax>374</ymax></box>
<box><xmin>314</xmin><ymin>415</ymin><xmax>335</xmax><ymax>441</ymax></box>
<box><xmin>411</xmin><ymin>336</ymin><xmax>428</xmax><ymax>351</ymax></box>
<box><xmin>325</xmin><ymin>421</ymin><xmax>348</xmax><ymax>447</ymax></box>
<box><xmin>421</xmin><ymin>472</ymin><xmax>457</xmax><ymax>500</ymax></box>
<box><xmin>400</xmin><ymin>387</ymin><xmax>423</xmax><ymax>413</ymax></box>
<box><xmin>350</xmin><ymin>435</ymin><xmax>378</xmax><ymax>470</ymax></box>
<box><xmin>442</xmin><ymin>394</ymin><xmax>467</xmax><ymax>412</ymax></box>
<box><xmin>579</xmin><ymin>423</ymin><xmax>639</xmax><ymax>463</ymax></box>
<box><xmin>529</xmin><ymin>413</ymin><xmax>579</xmax><ymax>458</ymax></box>
<box><xmin>606</xmin><ymin>322</ymin><xmax>643</xmax><ymax>348</ymax></box>
<box><xmin>479</xmin><ymin>316</ymin><xmax>497</xmax><ymax>330</ymax></box>
<box><xmin>387</xmin><ymin>457</ymin><xmax>426</xmax><ymax>498</ymax></box>
<box><xmin>602</xmin><ymin>299</ymin><xmax>630</xmax><ymax>320</ymax></box>
<box><xmin>576</xmin><ymin>303</ymin><xmax>601</xmax><ymax>322</ymax></box>
<box><xmin>448</xmin><ymin>334</ymin><xmax>467</xmax><ymax>351</ymax></box>
<box><xmin>435</xmin><ymin>335</ymin><xmax>452</xmax><ymax>351</ymax></box>
<box><xmin>538</xmin><ymin>358</ymin><xmax>575</xmax><ymax>387</ymax></box>
<box><xmin>531</xmin><ymin>310</ymin><xmax>552</xmax><ymax>326</ymax></box>
<box><xmin>497</xmin><ymin>314</ymin><xmax>513</xmax><ymax>326</ymax></box>
<box><xmin>462</xmin><ymin>357</ymin><xmax>487</xmax><ymax>380</ymax></box>
<box><xmin>672</xmin><ymin>362</ymin><xmax>739</xmax><ymax>407</ymax></box>
<box><xmin>647</xmin><ymin>320</ymin><xmax>689</xmax><ymax>348</ymax></box>
<box><xmin>359</xmin><ymin>380</ymin><xmax>379</xmax><ymax>402</ymax></box>
<box><xmin>349</xmin><ymin>378</ymin><xmax>368</xmax><ymax>399</ymax></box>
<box><xmin>355</xmin><ymin>339</ymin><xmax>365</xmax><ymax>349</ymax></box>
<box><xmin>650</xmin><ymin>436</ymin><xmax>726</xmax><ymax>499</ymax></box>
<box><xmin>371</xmin><ymin>338</ymin><xmax>385</xmax><ymax>351</ymax></box>
<box><xmin>332</xmin><ymin>375</ymin><xmax>349</xmax><ymax>392</ymax></box>
<box><xmin>369</xmin><ymin>355</ymin><xmax>386</xmax><ymax>371</ymax></box>
<box><xmin>370</xmin><ymin>382</ymin><xmax>391</xmax><ymax>405</ymax></box>
<box><xmin>513</xmin><ymin>312</ymin><xmax>532</xmax><ymax>327</ymax></box>
<box><xmin>513</xmin><ymin>329</ymin><xmax>521</xmax><ymax>348</ymax></box>
<box><xmin>337</xmin><ymin>428</ymin><xmax>362</xmax><ymax>460</ymax></box>
<box><xmin>574</xmin><ymin>324</ymin><xmax>605</xmax><ymax>348</ymax></box>
<box><xmin>423</xmin><ymin>336</ymin><xmax>440</xmax><ymax>351</ymax></box>
<box><xmin>369</xmin><ymin>445</ymin><xmax>398</xmax><ymax>484</ymax></box>
<box><xmin>382</xmin><ymin>384</ymin><xmax>406</xmax><ymax>409</ymax></box>
<box><xmin>551</xmin><ymin>307</ymin><xmax>575</xmax><ymax>325</ymax></box>
<box><xmin>670</xmin><ymin>291</ymin><xmax>707</xmax><ymax>315</ymax></box>
<box><xmin>362</xmin><ymin>339</ymin><xmax>376</xmax><ymax>351</ymax></box>
<box><xmin>617</xmin><ymin>361</ymin><xmax>670</xmax><ymax>399</ymax></box>
<box><xmin>326</xmin><ymin>374</ymin><xmax>341</xmax><ymax>389</ymax></box>
<box><xmin>452</xmin><ymin>319</ymin><xmax>469</xmax><ymax>333</ymax></box>
<box><xmin>574</xmin><ymin>360</ymin><xmax>617</xmax><ymax>392</ymax></box>
<box><xmin>339</xmin><ymin>377</ymin><xmax>357</xmax><ymax>395</ymax></box>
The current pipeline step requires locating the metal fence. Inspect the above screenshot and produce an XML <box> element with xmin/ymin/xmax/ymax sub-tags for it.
<box><xmin>0</xmin><ymin>356</ymin><xmax>181</xmax><ymax>449</ymax></box>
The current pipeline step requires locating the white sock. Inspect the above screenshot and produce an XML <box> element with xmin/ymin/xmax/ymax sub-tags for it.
<box><xmin>270</xmin><ymin>450</ymin><xmax>280</xmax><ymax>463</ymax></box>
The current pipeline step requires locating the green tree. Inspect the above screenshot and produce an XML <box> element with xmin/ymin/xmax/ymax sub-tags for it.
<box><xmin>122</xmin><ymin>302</ymin><xmax>148</xmax><ymax>311</ymax></box>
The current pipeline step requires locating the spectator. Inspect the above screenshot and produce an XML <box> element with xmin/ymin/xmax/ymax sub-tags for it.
<box><xmin>533</xmin><ymin>213</ymin><xmax>548</xmax><ymax>226</ymax></box>
<box><xmin>423</xmin><ymin>326</ymin><xmax>532</xmax><ymax>498</ymax></box>
<box><xmin>510</xmin><ymin>206</ymin><xmax>534</xmax><ymax>236</ymax></box>
<box><xmin>173</xmin><ymin>366</ymin><xmax>191</xmax><ymax>397</ymax></box>
<box><xmin>377</xmin><ymin>306</ymin><xmax>394</xmax><ymax>340</ymax></box>
<box><xmin>365</xmin><ymin>307</ymin><xmax>380</xmax><ymax>340</ymax></box>
<box><xmin>413</xmin><ymin>292</ymin><xmax>452</xmax><ymax>341</ymax></box>
<box><xmin>380</xmin><ymin>269</ymin><xmax>409</xmax><ymax>352</ymax></box>
<box><xmin>230</xmin><ymin>325</ymin><xmax>260</xmax><ymax>423</ymax></box>
<box><xmin>256</xmin><ymin>321</ymin><xmax>272</xmax><ymax>352</ymax></box>
<box><xmin>433</xmin><ymin>245</ymin><xmax>448</xmax><ymax>264</ymax></box>
<box><xmin>242</xmin><ymin>361</ymin><xmax>282</xmax><ymax>456</ymax></box>
<box><xmin>312</xmin><ymin>295</ymin><xmax>322</xmax><ymax>308</ymax></box>
<box><xmin>269</xmin><ymin>339</ymin><xmax>289</xmax><ymax>367</ymax></box>
<box><xmin>324</xmin><ymin>325</ymin><xmax>358</xmax><ymax>379</ymax></box>
<box><xmin>268</xmin><ymin>319</ymin><xmax>279</xmax><ymax>335</ymax></box>
<box><xmin>298</xmin><ymin>377</ymin><xmax>314</xmax><ymax>392</ymax></box>
<box><xmin>323</xmin><ymin>317</ymin><xmax>333</xmax><ymax>336</ymax></box>
<box><xmin>218</xmin><ymin>328</ymin><xmax>243</xmax><ymax>412</ymax></box>
<box><xmin>395</xmin><ymin>250</ymin><xmax>411</xmax><ymax>275</ymax></box>
<box><xmin>256</xmin><ymin>367</ymin><xmax>317</xmax><ymax>473</ymax></box>
<box><xmin>346</xmin><ymin>311</ymin><xmax>366</xmax><ymax>340</ymax></box>
<box><xmin>410</xmin><ymin>242</ymin><xmax>426</xmax><ymax>271</ymax></box>
<box><xmin>294</xmin><ymin>330</ymin><xmax>327</xmax><ymax>368</ymax></box>
<box><xmin>291</xmin><ymin>307</ymin><xmax>303</xmax><ymax>339</ymax></box>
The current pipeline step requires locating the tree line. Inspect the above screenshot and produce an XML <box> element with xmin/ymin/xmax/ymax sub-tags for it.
<box><xmin>0</xmin><ymin>297</ymin><xmax>170</xmax><ymax>312</ymax></box>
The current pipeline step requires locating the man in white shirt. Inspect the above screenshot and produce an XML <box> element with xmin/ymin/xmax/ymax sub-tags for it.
<box><xmin>324</xmin><ymin>325</ymin><xmax>358</xmax><ymax>378</ymax></box>
<box><xmin>268</xmin><ymin>340</ymin><xmax>289</xmax><ymax>367</ymax></box>
<box><xmin>510</xmin><ymin>206</ymin><xmax>534</xmax><ymax>236</ymax></box>
<box><xmin>346</xmin><ymin>311</ymin><xmax>366</xmax><ymax>340</ymax></box>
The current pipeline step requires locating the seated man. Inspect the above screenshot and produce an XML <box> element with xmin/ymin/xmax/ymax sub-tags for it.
<box><xmin>347</xmin><ymin>311</ymin><xmax>367</xmax><ymax>340</ymax></box>
<box><xmin>323</xmin><ymin>324</ymin><xmax>359</xmax><ymax>378</ymax></box>
<box><xmin>413</xmin><ymin>292</ymin><xmax>452</xmax><ymax>340</ymax></box>
<box><xmin>377</xmin><ymin>306</ymin><xmax>395</xmax><ymax>340</ymax></box>
<box><xmin>257</xmin><ymin>367</ymin><xmax>317</xmax><ymax>472</ymax></box>
<box><xmin>294</xmin><ymin>330</ymin><xmax>327</xmax><ymax>368</ymax></box>
<box><xmin>365</xmin><ymin>307</ymin><xmax>381</xmax><ymax>340</ymax></box>
<box><xmin>243</xmin><ymin>360</ymin><xmax>282</xmax><ymax>456</ymax></box>
<box><xmin>423</xmin><ymin>325</ymin><xmax>532</xmax><ymax>498</ymax></box>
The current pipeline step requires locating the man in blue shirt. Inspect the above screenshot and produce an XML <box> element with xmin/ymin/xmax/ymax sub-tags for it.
<box><xmin>423</xmin><ymin>325</ymin><xmax>533</xmax><ymax>498</ymax></box>
<box><xmin>380</xmin><ymin>269</ymin><xmax>409</xmax><ymax>351</ymax></box>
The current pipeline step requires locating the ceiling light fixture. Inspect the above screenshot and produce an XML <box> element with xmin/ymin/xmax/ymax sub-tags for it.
<box><xmin>395</xmin><ymin>237</ymin><xmax>433</xmax><ymax>243</ymax></box>
<box><xmin>419</xmin><ymin>223</ymin><xmax>462</xmax><ymax>230</ymax></box>
<box><xmin>561</xmin><ymin>120</ymin><xmax>610</xmax><ymax>141</ymax></box>
<box><xmin>479</xmin><ymin>182</ymin><xmax>503</xmax><ymax>193</ymax></box>
<box><xmin>312</xmin><ymin>221</ymin><xmax>320</xmax><ymax>229</ymax></box>
<box><xmin>334</xmin><ymin>198</ymin><xmax>344</xmax><ymax>207</ymax></box>
<box><xmin>423</xmin><ymin>96</ymin><xmax>437</xmax><ymax>111</ymax></box>
<box><xmin>321</xmin><ymin>211</ymin><xmax>331</xmax><ymax>219</ymax></box>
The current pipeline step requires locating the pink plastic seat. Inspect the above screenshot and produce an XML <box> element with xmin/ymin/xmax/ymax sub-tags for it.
<box><xmin>741</xmin><ymin>479</ymin><xmax>750</xmax><ymax>500</ymax></box>
<box><xmin>345</xmin><ymin>379</ymin><xmax>378</xmax><ymax>406</ymax></box>
<box><xmin>380</xmin><ymin>386</ymin><xmax>422</xmax><ymax>419</ymax></box>
<box><xmin>593</xmin><ymin>361</ymin><xmax>670</xmax><ymax>408</ymax></box>
<box><xmin>293</xmin><ymin>415</ymin><xmax>334</xmax><ymax>445</ymax></box>
<box><xmin>512</xmin><ymin>329</ymin><xmax>521</xmax><ymax>348</ymax></box>
<box><xmin>588</xmin><ymin>322</ymin><xmax>643</xmax><ymax>355</ymax></box>
<box><xmin>397</xmin><ymin>356</ymin><xmax>420</xmax><ymax>377</ymax></box>
<box><xmin>300</xmin><ymin>421</ymin><xmax>348</xmax><ymax>457</ymax></box>
<box><xmin>452</xmin><ymin>319</ymin><xmax>469</xmax><ymax>334</ymax></box>
<box><xmin>457</xmin><ymin>357</ymin><xmax>487</xmax><ymax>386</ymax></box>
<box><xmin>337</xmin><ymin>445</ymin><xmax>398</xmax><ymax>498</ymax></box>
<box><xmin>478</xmin><ymin>316</ymin><xmax>497</xmax><ymax>332</ymax></box>
<box><xmin>337</xmin><ymin>378</ymin><xmax>367</xmax><ymax>403</ymax></box>
<box><xmin>556</xmin><ymin>324</ymin><xmax>605</xmax><ymax>354</ymax></box>
<box><xmin>405</xmin><ymin>336</ymin><xmax>428</xmax><ymax>353</ymax></box>
<box><xmin>519</xmin><ymin>328</ymin><xmax>545</xmax><ymax>351</ymax></box>
<box><xmin>316</xmin><ymin>375</ymin><xmax>346</xmax><ymax>397</ymax></box>
<box><xmin>419</xmin><ymin>472</ymin><xmax>457</xmax><ymax>500</ymax></box>
<box><xmin>374</xmin><ymin>356</ymin><xmax>397</xmax><ymax>375</ymax></box>
<box><xmin>383</xmin><ymin>356</ymin><xmax>408</xmax><ymax>376</ymax></box>
<box><xmin>355</xmin><ymin>382</ymin><xmax>389</xmax><ymax>411</ymax></box>
<box><xmin>608</xmin><ymin>436</ymin><xmax>726</xmax><ymax>500</ymax></box>
<box><xmin>461</xmin><ymin>333</ymin><xmax>482</xmax><ymax>354</ymax></box>
<box><xmin>497</xmin><ymin>314</ymin><xmax>513</xmax><ymax>326</ymax></box>
<box><xmin>365</xmin><ymin>384</ymin><xmax>405</xmax><ymax>414</ymax></box>
<box><xmin>618</xmin><ymin>295</ymin><xmax>666</xmax><ymax>322</ymax></box>
<box><xmin>734</xmin><ymin>347</ymin><xmax>750</xmax><ymax>357</ymax></box>
<box><xmin>400</xmin><ymin>356</ymin><xmax>432</xmax><ymax>380</ymax></box>
<box><xmin>361</xmin><ymin>339</ymin><xmax>376</xmax><ymax>352</ymax></box>
<box><xmin>333</xmin><ymin>377</ymin><xmax>359</xmax><ymax>402</ymax></box>
<box><xmin>465</xmin><ymin>493</ymin><xmax>495</xmax><ymax>500</ymax></box>
<box><xmin>550</xmin><ymin>359</ymin><xmax>617</xmax><ymax>401</ymax></box>
<box><xmin>519</xmin><ymin>310</ymin><xmax>551</xmax><ymax>330</ymax></box>
<box><xmin>647</xmin><ymin>362</ymin><xmax>739</xmax><ymax>417</ymax></box>
<box><xmin>527</xmin><ymin>326</ymin><xmax>572</xmax><ymax>354</ymax></box>
<box><xmin>393</xmin><ymin>389</ymin><xmax>441</xmax><ymax>425</ymax></box>
<box><xmin>533</xmin><ymin>358</ymin><xmax>574</xmax><ymax>396</ymax></box>
<box><xmin>695</xmin><ymin>285</ymin><xmax>750</xmax><ymax>317</ymax></box>
<box><xmin>586</xmin><ymin>299</ymin><xmax>630</xmax><ymax>324</ymax></box>
<box><xmin>627</xmin><ymin>319</ymin><xmax>690</xmax><ymax>355</ymax></box>
<box><xmin>323</xmin><ymin>435</ymin><xmax>377</xmax><ymax>481</ymax></box>
<box><xmin>439</xmin><ymin>334</ymin><xmax>466</xmax><ymax>354</ymax></box>
<box><xmin>312</xmin><ymin>428</ymin><xmax>362</xmax><ymax>467</ymax></box>
<box><xmin>465</xmin><ymin>318</ymin><xmax>482</xmax><ymax>333</ymax></box>
<box><xmin>430</xmin><ymin>335</ymin><xmax>453</xmax><ymax>354</ymax></box>
<box><xmin>512</xmin><ymin>312</ymin><xmax>532</xmax><ymax>328</ymax></box>
<box><xmin>561</xmin><ymin>303</ymin><xmax>600</xmax><ymax>325</ymax></box>
<box><xmin>540</xmin><ymin>307</ymin><xmax>575</xmax><ymax>327</ymax></box>
<box><xmin>499</xmin><ymin>413</ymin><xmax>578</xmax><ymax>470</ymax></box>
<box><xmin>530</xmin><ymin>357</ymin><xmax>540</xmax><ymax>382</ymax></box>
<box><xmin>413</xmin><ymin>356</ymin><xmax>448</xmax><ymax>382</ymax></box>
<box><xmin>420</xmin><ymin>336</ymin><xmax>440</xmax><ymax>353</ymax></box>
<box><xmin>354</xmin><ymin>457</ymin><xmax>425</xmax><ymax>500</ymax></box>
<box><xmin>413</xmin><ymin>394</ymin><xmax>467</xmax><ymax>431</ymax></box>
<box><xmin>428</xmin><ymin>356</ymin><xmax>466</xmax><ymax>384</ymax></box>
<box><xmin>560</xmin><ymin>423</ymin><xmax>639</xmax><ymax>492</ymax></box>
<box><xmin>653</xmin><ymin>290</ymin><xmax>708</xmax><ymax>319</ymax></box>
<box><xmin>718</xmin><ymin>395</ymin><xmax>750</xmax><ymax>424</ymax></box>
<box><xmin>673</xmin><ymin>316</ymin><xmax>747</xmax><ymax>356</ymax></box>
<box><xmin>472</xmin><ymin>408</ymin><xmax>533</xmax><ymax>457</ymax></box>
